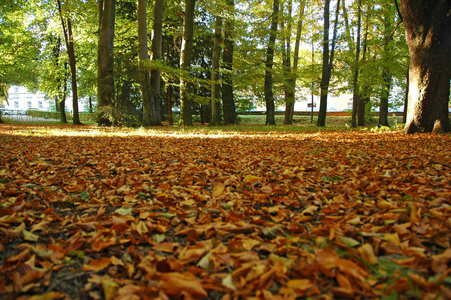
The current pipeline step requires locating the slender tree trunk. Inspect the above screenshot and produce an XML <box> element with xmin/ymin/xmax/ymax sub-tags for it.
<box><xmin>351</xmin><ymin>0</ymin><xmax>362</xmax><ymax>127</ymax></box>
<box><xmin>400</xmin><ymin>0</ymin><xmax>451</xmax><ymax>133</ymax></box>
<box><xmin>282</xmin><ymin>0</ymin><xmax>294</xmax><ymax>125</ymax></box>
<box><xmin>264</xmin><ymin>0</ymin><xmax>279</xmax><ymax>126</ymax></box>
<box><xmin>317</xmin><ymin>0</ymin><xmax>330</xmax><ymax>127</ymax></box>
<box><xmin>89</xmin><ymin>96</ymin><xmax>93</xmax><ymax>113</ymax></box>
<box><xmin>290</xmin><ymin>0</ymin><xmax>306</xmax><ymax>119</ymax></box>
<box><xmin>167</xmin><ymin>85</ymin><xmax>173</xmax><ymax>125</ymax></box>
<box><xmin>379</xmin><ymin>69</ymin><xmax>391</xmax><ymax>126</ymax></box>
<box><xmin>151</xmin><ymin>0</ymin><xmax>163</xmax><ymax>125</ymax></box>
<box><xmin>403</xmin><ymin>66</ymin><xmax>409</xmax><ymax>123</ymax></box>
<box><xmin>222</xmin><ymin>0</ymin><xmax>237</xmax><ymax>125</ymax></box>
<box><xmin>379</xmin><ymin>10</ymin><xmax>393</xmax><ymax>127</ymax></box>
<box><xmin>66</xmin><ymin>18</ymin><xmax>81</xmax><ymax>125</ymax></box>
<box><xmin>56</xmin><ymin>0</ymin><xmax>81</xmax><ymax>125</ymax></box>
<box><xmin>60</xmin><ymin>62</ymin><xmax>68</xmax><ymax>123</ymax></box>
<box><xmin>357</xmin><ymin>10</ymin><xmax>370</xmax><ymax>127</ymax></box>
<box><xmin>210</xmin><ymin>15</ymin><xmax>222</xmax><ymax>125</ymax></box>
<box><xmin>179</xmin><ymin>0</ymin><xmax>196</xmax><ymax>126</ymax></box>
<box><xmin>97</xmin><ymin>0</ymin><xmax>116</xmax><ymax>126</ymax></box>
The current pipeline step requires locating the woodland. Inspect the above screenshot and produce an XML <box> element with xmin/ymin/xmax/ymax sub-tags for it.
<box><xmin>1</xmin><ymin>0</ymin><xmax>451</xmax><ymax>299</ymax></box>
<box><xmin>0</xmin><ymin>0</ymin><xmax>449</xmax><ymax>132</ymax></box>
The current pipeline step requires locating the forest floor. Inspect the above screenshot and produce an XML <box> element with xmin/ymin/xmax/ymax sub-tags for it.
<box><xmin>0</xmin><ymin>123</ymin><xmax>450</xmax><ymax>300</ymax></box>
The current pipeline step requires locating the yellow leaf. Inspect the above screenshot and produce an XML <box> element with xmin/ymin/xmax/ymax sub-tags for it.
<box><xmin>212</xmin><ymin>182</ymin><xmax>225</xmax><ymax>197</ymax></box>
<box><xmin>357</xmin><ymin>243</ymin><xmax>378</xmax><ymax>265</ymax></box>
<box><xmin>28</xmin><ymin>292</ymin><xmax>64</xmax><ymax>300</ymax></box>
<box><xmin>102</xmin><ymin>279</ymin><xmax>119</xmax><ymax>300</ymax></box>
<box><xmin>243</xmin><ymin>175</ymin><xmax>261</xmax><ymax>183</ymax></box>
<box><xmin>23</xmin><ymin>229</ymin><xmax>39</xmax><ymax>242</ymax></box>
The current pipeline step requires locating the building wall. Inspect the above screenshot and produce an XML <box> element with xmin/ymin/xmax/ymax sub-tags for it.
<box><xmin>2</xmin><ymin>86</ymin><xmax>90</xmax><ymax>112</ymax></box>
<box><xmin>4</xmin><ymin>86</ymin><xmax>49</xmax><ymax>112</ymax></box>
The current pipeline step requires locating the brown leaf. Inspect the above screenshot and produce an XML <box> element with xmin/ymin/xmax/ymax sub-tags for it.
<box><xmin>160</xmin><ymin>272</ymin><xmax>207</xmax><ymax>297</ymax></box>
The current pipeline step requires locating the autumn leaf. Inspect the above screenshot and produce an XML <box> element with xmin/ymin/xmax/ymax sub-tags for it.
<box><xmin>83</xmin><ymin>257</ymin><xmax>111</xmax><ymax>272</ymax></box>
<box><xmin>160</xmin><ymin>272</ymin><xmax>208</xmax><ymax>297</ymax></box>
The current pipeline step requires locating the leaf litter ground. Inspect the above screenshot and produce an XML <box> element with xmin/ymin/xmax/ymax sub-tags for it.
<box><xmin>0</xmin><ymin>124</ymin><xmax>450</xmax><ymax>299</ymax></box>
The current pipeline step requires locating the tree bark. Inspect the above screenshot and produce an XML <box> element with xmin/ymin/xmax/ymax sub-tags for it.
<box><xmin>351</xmin><ymin>0</ymin><xmax>362</xmax><ymax>128</ymax></box>
<box><xmin>151</xmin><ymin>0</ymin><xmax>163</xmax><ymax>125</ymax></box>
<box><xmin>264</xmin><ymin>0</ymin><xmax>279</xmax><ymax>126</ymax></box>
<box><xmin>358</xmin><ymin>10</ymin><xmax>370</xmax><ymax>127</ymax></box>
<box><xmin>56</xmin><ymin>0</ymin><xmax>81</xmax><ymax>125</ymax></box>
<box><xmin>210</xmin><ymin>15</ymin><xmax>222</xmax><ymax>126</ymax></box>
<box><xmin>317</xmin><ymin>0</ymin><xmax>330</xmax><ymax>127</ymax></box>
<box><xmin>400</xmin><ymin>0</ymin><xmax>451</xmax><ymax>133</ymax></box>
<box><xmin>222</xmin><ymin>0</ymin><xmax>237</xmax><ymax>125</ymax></box>
<box><xmin>379</xmin><ymin>69</ymin><xmax>391</xmax><ymax>127</ymax></box>
<box><xmin>97</xmin><ymin>0</ymin><xmax>116</xmax><ymax>126</ymax></box>
<box><xmin>179</xmin><ymin>0</ymin><xmax>196</xmax><ymax>126</ymax></box>
<box><xmin>282</xmin><ymin>0</ymin><xmax>294</xmax><ymax>125</ymax></box>
<box><xmin>138</xmin><ymin>0</ymin><xmax>154</xmax><ymax>126</ymax></box>
<box><xmin>379</xmin><ymin>9</ymin><xmax>394</xmax><ymax>127</ymax></box>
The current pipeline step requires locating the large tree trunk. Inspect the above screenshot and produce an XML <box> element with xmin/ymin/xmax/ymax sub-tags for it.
<box><xmin>97</xmin><ymin>0</ymin><xmax>116</xmax><ymax>126</ymax></box>
<box><xmin>316</xmin><ymin>0</ymin><xmax>330</xmax><ymax>127</ymax></box>
<box><xmin>400</xmin><ymin>0</ymin><xmax>451</xmax><ymax>133</ymax></box>
<box><xmin>151</xmin><ymin>0</ymin><xmax>163</xmax><ymax>125</ymax></box>
<box><xmin>210</xmin><ymin>15</ymin><xmax>222</xmax><ymax>126</ymax></box>
<box><xmin>264</xmin><ymin>0</ymin><xmax>279</xmax><ymax>126</ymax></box>
<box><xmin>179</xmin><ymin>0</ymin><xmax>196</xmax><ymax>126</ymax></box>
<box><xmin>222</xmin><ymin>0</ymin><xmax>237</xmax><ymax>125</ymax></box>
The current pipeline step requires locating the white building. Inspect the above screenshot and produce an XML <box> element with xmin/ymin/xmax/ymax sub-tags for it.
<box><xmin>3</xmin><ymin>86</ymin><xmax>49</xmax><ymax>112</ymax></box>
<box><xmin>1</xmin><ymin>85</ymin><xmax>90</xmax><ymax>112</ymax></box>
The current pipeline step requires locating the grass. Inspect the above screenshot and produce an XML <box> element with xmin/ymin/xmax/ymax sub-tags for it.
<box><xmin>1</xmin><ymin>114</ymin><xmax>405</xmax><ymax>135</ymax></box>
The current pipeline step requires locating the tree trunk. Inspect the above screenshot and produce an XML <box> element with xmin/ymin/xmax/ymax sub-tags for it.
<box><xmin>56</xmin><ymin>0</ymin><xmax>81</xmax><ymax>125</ymax></box>
<box><xmin>89</xmin><ymin>96</ymin><xmax>93</xmax><ymax>113</ymax></box>
<box><xmin>66</xmin><ymin>18</ymin><xmax>81</xmax><ymax>125</ymax></box>
<box><xmin>379</xmin><ymin>10</ymin><xmax>394</xmax><ymax>127</ymax></box>
<box><xmin>264</xmin><ymin>0</ymin><xmax>279</xmax><ymax>126</ymax></box>
<box><xmin>351</xmin><ymin>0</ymin><xmax>362</xmax><ymax>128</ymax></box>
<box><xmin>167</xmin><ymin>85</ymin><xmax>173</xmax><ymax>125</ymax></box>
<box><xmin>282</xmin><ymin>0</ymin><xmax>293</xmax><ymax>125</ymax></box>
<box><xmin>151</xmin><ymin>0</ymin><xmax>163</xmax><ymax>125</ymax></box>
<box><xmin>222</xmin><ymin>0</ymin><xmax>237</xmax><ymax>125</ymax></box>
<box><xmin>357</xmin><ymin>10</ymin><xmax>370</xmax><ymax>127</ymax></box>
<box><xmin>60</xmin><ymin>62</ymin><xmax>68</xmax><ymax>123</ymax></box>
<box><xmin>210</xmin><ymin>15</ymin><xmax>222</xmax><ymax>126</ymax></box>
<box><xmin>179</xmin><ymin>0</ymin><xmax>196</xmax><ymax>126</ymax></box>
<box><xmin>97</xmin><ymin>0</ymin><xmax>116</xmax><ymax>126</ymax></box>
<box><xmin>317</xmin><ymin>0</ymin><xmax>330</xmax><ymax>127</ymax></box>
<box><xmin>403</xmin><ymin>67</ymin><xmax>409</xmax><ymax>124</ymax></box>
<box><xmin>379</xmin><ymin>68</ymin><xmax>391</xmax><ymax>126</ymax></box>
<box><xmin>138</xmin><ymin>0</ymin><xmax>154</xmax><ymax>126</ymax></box>
<box><xmin>400</xmin><ymin>0</ymin><xmax>451</xmax><ymax>133</ymax></box>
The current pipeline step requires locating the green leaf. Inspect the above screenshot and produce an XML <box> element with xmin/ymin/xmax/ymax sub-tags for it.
<box><xmin>337</xmin><ymin>236</ymin><xmax>360</xmax><ymax>247</ymax></box>
<box><xmin>157</xmin><ymin>213</ymin><xmax>176</xmax><ymax>219</ymax></box>
<box><xmin>22</xmin><ymin>229</ymin><xmax>39</xmax><ymax>241</ymax></box>
<box><xmin>115</xmin><ymin>207</ymin><xmax>133</xmax><ymax>216</ymax></box>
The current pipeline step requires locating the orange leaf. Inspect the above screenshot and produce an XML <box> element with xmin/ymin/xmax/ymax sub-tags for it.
<box><xmin>161</xmin><ymin>272</ymin><xmax>207</xmax><ymax>297</ymax></box>
<box><xmin>83</xmin><ymin>257</ymin><xmax>111</xmax><ymax>272</ymax></box>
